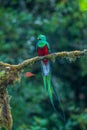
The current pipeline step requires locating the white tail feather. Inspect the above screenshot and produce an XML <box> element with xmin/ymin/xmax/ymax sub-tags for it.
<box><xmin>41</xmin><ymin>61</ymin><xmax>50</xmax><ymax>76</ymax></box>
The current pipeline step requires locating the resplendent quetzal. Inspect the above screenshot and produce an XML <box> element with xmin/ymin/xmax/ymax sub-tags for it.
<box><xmin>36</xmin><ymin>34</ymin><xmax>65</xmax><ymax>121</ymax></box>
<box><xmin>36</xmin><ymin>34</ymin><xmax>54</xmax><ymax>105</ymax></box>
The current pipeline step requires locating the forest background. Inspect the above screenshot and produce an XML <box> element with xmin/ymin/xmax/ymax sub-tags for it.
<box><xmin>0</xmin><ymin>0</ymin><xmax>87</xmax><ymax>130</ymax></box>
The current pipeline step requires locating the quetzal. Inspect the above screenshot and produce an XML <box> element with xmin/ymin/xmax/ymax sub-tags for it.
<box><xmin>36</xmin><ymin>35</ymin><xmax>65</xmax><ymax>121</ymax></box>
<box><xmin>36</xmin><ymin>34</ymin><xmax>54</xmax><ymax>105</ymax></box>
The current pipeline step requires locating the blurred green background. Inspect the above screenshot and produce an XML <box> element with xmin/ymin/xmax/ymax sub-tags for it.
<box><xmin>0</xmin><ymin>0</ymin><xmax>87</xmax><ymax>130</ymax></box>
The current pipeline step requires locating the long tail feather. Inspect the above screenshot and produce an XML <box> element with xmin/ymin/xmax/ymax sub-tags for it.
<box><xmin>47</xmin><ymin>74</ymin><xmax>65</xmax><ymax>122</ymax></box>
<box><xmin>41</xmin><ymin>61</ymin><xmax>50</xmax><ymax>91</ymax></box>
<box><xmin>41</xmin><ymin>61</ymin><xmax>56</xmax><ymax>109</ymax></box>
<box><xmin>51</xmin><ymin>80</ymin><xmax>66</xmax><ymax>122</ymax></box>
<box><xmin>47</xmin><ymin>74</ymin><xmax>56</xmax><ymax>110</ymax></box>
<box><xmin>43</xmin><ymin>76</ymin><xmax>47</xmax><ymax>91</ymax></box>
<box><xmin>41</xmin><ymin>61</ymin><xmax>65</xmax><ymax>122</ymax></box>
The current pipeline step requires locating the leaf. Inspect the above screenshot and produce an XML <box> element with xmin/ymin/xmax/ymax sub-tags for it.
<box><xmin>25</xmin><ymin>72</ymin><xmax>35</xmax><ymax>77</ymax></box>
<box><xmin>79</xmin><ymin>0</ymin><xmax>87</xmax><ymax>11</ymax></box>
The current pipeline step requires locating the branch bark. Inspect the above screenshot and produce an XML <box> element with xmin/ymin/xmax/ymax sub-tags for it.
<box><xmin>0</xmin><ymin>49</ymin><xmax>87</xmax><ymax>88</ymax></box>
<box><xmin>0</xmin><ymin>49</ymin><xmax>87</xmax><ymax>71</ymax></box>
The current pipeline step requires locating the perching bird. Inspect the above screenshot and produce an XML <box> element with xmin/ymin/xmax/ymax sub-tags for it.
<box><xmin>36</xmin><ymin>34</ymin><xmax>65</xmax><ymax>121</ymax></box>
<box><xmin>36</xmin><ymin>34</ymin><xmax>56</xmax><ymax>107</ymax></box>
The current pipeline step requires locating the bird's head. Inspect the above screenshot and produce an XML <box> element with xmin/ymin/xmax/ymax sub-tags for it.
<box><xmin>37</xmin><ymin>34</ymin><xmax>46</xmax><ymax>41</ymax></box>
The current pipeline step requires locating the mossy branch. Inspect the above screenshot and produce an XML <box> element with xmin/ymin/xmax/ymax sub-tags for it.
<box><xmin>0</xmin><ymin>49</ymin><xmax>87</xmax><ymax>88</ymax></box>
<box><xmin>0</xmin><ymin>49</ymin><xmax>87</xmax><ymax>70</ymax></box>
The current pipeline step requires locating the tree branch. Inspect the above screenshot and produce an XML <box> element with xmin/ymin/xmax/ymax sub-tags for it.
<box><xmin>0</xmin><ymin>49</ymin><xmax>87</xmax><ymax>88</ymax></box>
<box><xmin>0</xmin><ymin>49</ymin><xmax>87</xmax><ymax>70</ymax></box>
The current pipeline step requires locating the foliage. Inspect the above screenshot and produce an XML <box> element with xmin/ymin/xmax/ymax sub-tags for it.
<box><xmin>0</xmin><ymin>0</ymin><xmax>87</xmax><ymax>130</ymax></box>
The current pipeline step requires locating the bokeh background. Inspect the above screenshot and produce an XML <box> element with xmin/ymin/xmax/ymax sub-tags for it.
<box><xmin>0</xmin><ymin>0</ymin><xmax>87</xmax><ymax>130</ymax></box>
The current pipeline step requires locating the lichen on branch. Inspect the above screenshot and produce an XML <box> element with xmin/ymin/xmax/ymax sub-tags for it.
<box><xmin>0</xmin><ymin>49</ymin><xmax>87</xmax><ymax>87</ymax></box>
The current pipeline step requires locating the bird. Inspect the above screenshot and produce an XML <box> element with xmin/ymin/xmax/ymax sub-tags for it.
<box><xmin>36</xmin><ymin>34</ymin><xmax>65</xmax><ymax>121</ymax></box>
<box><xmin>36</xmin><ymin>34</ymin><xmax>56</xmax><ymax>108</ymax></box>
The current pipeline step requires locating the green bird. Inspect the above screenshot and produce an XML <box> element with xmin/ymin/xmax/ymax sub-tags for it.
<box><xmin>36</xmin><ymin>34</ymin><xmax>65</xmax><ymax>121</ymax></box>
<box><xmin>36</xmin><ymin>34</ymin><xmax>53</xmax><ymax>105</ymax></box>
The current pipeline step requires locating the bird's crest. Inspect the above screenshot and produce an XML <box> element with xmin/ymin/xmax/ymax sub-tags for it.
<box><xmin>37</xmin><ymin>34</ymin><xmax>46</xmax><ymax>41</ymax></box>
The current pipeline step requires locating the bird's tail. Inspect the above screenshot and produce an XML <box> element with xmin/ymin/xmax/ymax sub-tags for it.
<box><xmin>41</xmin><ymin>61</ymin><xmax>57</xmax><ymax>110</ymax></box>
<box><xmin>51</xmin><ymin>80</ymin><xmax>66</xmax><ymax>122</ymax></box>
<box><xmin>41</xmin><ymin>61</ymin><xmax>65</xmax><ymax>122</ymax></box>
<box><xmin>47</xmin><ymin>74</ymin><xmax>56</xmax><ymax>111</ymax></box>
<box><xmin>41</xmin><ymin>61</ymin><xmax>50</xmax><ymax>91</ymax></box>
<box><xmin>47</xmin><ymin>74</ymin><xmax>65</xmax><ymax>122</ymax></box>
<box><xmin>43</xmin><ymin>75</ymin><xmax>47</xmax><ymax>91</ymax></box>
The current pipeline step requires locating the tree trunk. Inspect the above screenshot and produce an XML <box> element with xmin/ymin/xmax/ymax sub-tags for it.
<box><xmin>0</xmin><ymin>88</ymin><xmax>12</xmax><ymax>130</ymax></box>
